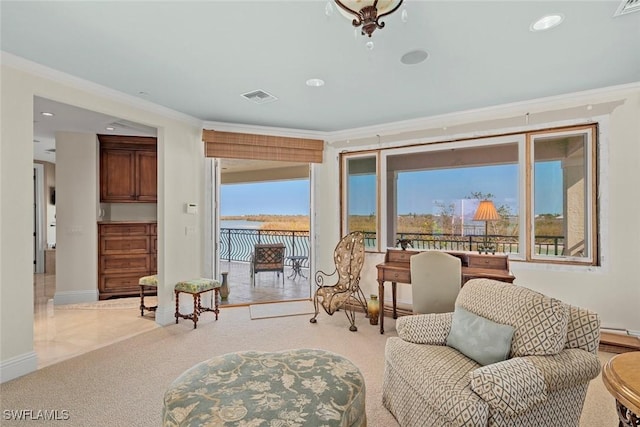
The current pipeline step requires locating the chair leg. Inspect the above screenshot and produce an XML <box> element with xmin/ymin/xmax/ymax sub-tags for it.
<box><xmin>345</xmin><ymin>302</ymin><xmax>358</xmax><ymax>332</ymax></box>
<box><xmin>354</xmin><ymin>287</ymin><xmax>368</xmax><ymax>314</ymax></box>
<box><xmin>309</xmin><ymin>292</ymin><xmax>320</xmax><ymax>324</ymax></box>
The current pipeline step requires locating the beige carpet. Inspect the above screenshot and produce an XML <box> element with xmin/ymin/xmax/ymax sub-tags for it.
<box><xmin>249</xmin><ymin>300</ymin><xmax>315</xmax><ymax>319</ymax></box>
<box><xmin>0</xmin><ymin>306</ymin><xmax>618</xmax><ymax>427</ymax></box>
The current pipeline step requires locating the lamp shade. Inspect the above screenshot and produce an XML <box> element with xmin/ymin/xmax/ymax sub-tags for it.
<box><xmin>336</xmin><ymin>0</ymin><xmax>402</xmax><ymax>18</ymax></box>
<box><xmin>473</xmin><ymin>200</ymin><xmax>500</xmax><ymax>221</ymax></box>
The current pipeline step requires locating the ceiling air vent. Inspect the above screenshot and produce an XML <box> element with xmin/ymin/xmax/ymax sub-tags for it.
<box><xmin>614</xmin><ymin>0</ymin><xmax>640</xmax><ymax>16</ymax></box>
<box><xmin>241</xmin><ymin>89</ymin><xmax>278</xmax><ymax>105</ymax></box>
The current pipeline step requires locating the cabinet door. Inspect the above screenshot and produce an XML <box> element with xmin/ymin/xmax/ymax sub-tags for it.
<box><xmin>99</xmin><ymin>274</ymin><xmax>146</xmax><ymax>299</ymax></box>
<box><xmin>136</xmin><ymin>150</ymin><xmax>157</xmax><ymax>202</ymax></box>
<box><xmin>101</xmin><ymin>149</ymin><xmax>136</xmax><ymax>202</ymax></box>
<box><xmin>99</xmin><ymin>254</ymin><xmax>150</xmax><ymax>274</ymax></box>
<box><xmin>100</xmin><ymin>235</ymin><xmax>150</xmax><ymax>255</ymax></box>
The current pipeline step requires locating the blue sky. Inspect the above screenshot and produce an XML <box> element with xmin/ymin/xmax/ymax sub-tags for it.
<box><xmin>220</xmin><ymin>163</ymin><xmax>563</xmax><ymax>216</ymax></box>
<box><xmin>350</xmin><ymin>163</ymin><xmax>563</xmax><ymax>216</ymax></box>
<box><xmin>220</xmin><ymin>179</ymin><xmax>310</xmax><ymax>215</ymax></box>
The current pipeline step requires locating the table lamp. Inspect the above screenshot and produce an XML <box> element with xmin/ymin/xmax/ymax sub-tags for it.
<box><xmin>473</xmin><ymin>200</ymin><xmax>500</xmax><ymax>254</ymax></box>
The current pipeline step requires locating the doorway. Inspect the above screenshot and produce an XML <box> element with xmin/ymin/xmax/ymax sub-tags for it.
<box><xmin>214</xmin><ymin>158</ymin><xmax>313</xmax><ymax>305</ymax></box>
<box><xmin>32</xmin><ymin>96</ymin><xmax>159</xmax><ymax>368</ymax></box>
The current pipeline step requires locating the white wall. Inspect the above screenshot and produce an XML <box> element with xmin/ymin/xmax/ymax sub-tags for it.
<box><xmin>54</xmin><ymin>132</ymin><xmax>99</xmax><ymax>304</ymax></box>
<box><xmin>0</xmin><ymin>59</ymin><xmax>203</xmax><ymax>382</ymax></box>
<box><xmin>314</xmin><ymin>86</ymin><xmax>640</xmax><ymax>334</ymax></box>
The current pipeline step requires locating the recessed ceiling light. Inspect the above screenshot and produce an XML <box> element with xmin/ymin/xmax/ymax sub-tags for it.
<box><xmin>105</xmin><ymin>126</ymin><xmax>115</xmax><ymax>131</ymax></box>
<box><xmin>401</xmin><ymin>49</ymin><xmax>429</xmax><ymax>65</ymax></box>
<box><xmin>530</xmin><ymin>14</ymin><xmax>564</xmax><ymax>32</ymax></box>
<box><xmin>41</xmin><ymin>112</ymin><xmax>54</xmax><ymax>117</ymax></box>
<box><xmin>306</xmin><ymin>78</ymin><xmax>325</xmax><ymax>87</ymax></box>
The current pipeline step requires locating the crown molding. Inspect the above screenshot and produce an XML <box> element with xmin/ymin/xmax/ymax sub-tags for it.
<box><xmin>1</xmin><ymin>51</ymin><xmax>203</xmax><ymax>128</ymax></box>
<box><xmin>324</xmin><ymin>81</ymin><xmax>640</xmax><ymax>144</ymax></box>
<box><xmin>4</xmin><ymin>51</ymin><xmax>638</xmax><ymax>143</ymax></box>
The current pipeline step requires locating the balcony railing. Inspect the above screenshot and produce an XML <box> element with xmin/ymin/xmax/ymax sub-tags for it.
<box><xmin>361</xmin><ymin>231</ymin><xmax>564</xmax><ymax>256</ymax></box>
<box><xmin>220</xmin><ymin>228</ymin><xmax>310</xmax><ymax>268</ymax></box>
<box><xmin>220</xmin><ymin>228</ymin><xmax>565</xmax><ymax>262</ymax></box>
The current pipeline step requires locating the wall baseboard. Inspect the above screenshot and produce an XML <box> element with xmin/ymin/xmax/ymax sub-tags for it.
<box><xmin>53</xmin><ymin>290</ymin><xmax>98</xmax><ymax>305</ymax></box>
<box><xmin>0</xmin><ymin>351</ymin><xmax>37</xmax><ymax>383</ymax></box>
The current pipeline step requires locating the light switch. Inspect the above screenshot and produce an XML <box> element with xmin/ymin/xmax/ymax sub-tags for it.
<box><xmin>186</xmin><ymin>203</ymin><xmax>198</xmax><ymax>214</ymax></box>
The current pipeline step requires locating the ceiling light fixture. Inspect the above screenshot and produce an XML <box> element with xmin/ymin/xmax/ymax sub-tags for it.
<box><xmin>41</xmin><ymin>112</ymin><xmax>54</xmax><ymax>117</ymax></box>
<box><xmin>530</xmin><ymin>14</ymin><xmax>564</xmax><ymax>32</ymax></box>
<box><xmin>105</xmin><ymin>126</ymin><xmax>115</xmax><ymax>131</ymax></box>
<box><xmin>306</xmin><ymin>78</ymin><xmax>325</xmax><ymax>87</ymax></box>
<box><xmin>334</xmin><ymin>0</ymin><xmax>404</xmax><ymax>38</ymax></box>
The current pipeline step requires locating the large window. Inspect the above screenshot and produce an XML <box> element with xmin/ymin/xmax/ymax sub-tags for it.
<box><xmin>530</xmin><ymin>127</ymin><xmax>596</xmax><ymax>263</ymax></box>
<box><xmin>341</xmin><ymin>125</ymin><xmax>598</xmax><ymax>265</ymax></box>
<box><xmin>344</xmin><ymin>154</ymin><xmax>377</xmax><ymax>249</ymax></box>
<box><xmin>387</xmin><ymin>141</ymin><xmax>520</xmax><ymax>254</ymax></box>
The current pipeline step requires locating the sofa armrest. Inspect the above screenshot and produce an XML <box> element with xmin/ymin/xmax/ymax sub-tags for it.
<box><xmin>396</xmin><ymin>312</ymin><xmax>453</xmax><ymax>345</ymax></box>
<box><xmin>470</xmin><ymin>349</ymin><xmax>601</xmax><ymax>416</ymax></box>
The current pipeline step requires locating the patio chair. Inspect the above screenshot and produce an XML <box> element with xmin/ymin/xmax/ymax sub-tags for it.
<box><xmin>250</xmin><ymin>243</ymin><xmax>285</xmax><ymax>287</ymax></box>
<box><xmin>309</xmin><ymin>232</ymin><xmax>367</xmax><ymax>331</ymax></box>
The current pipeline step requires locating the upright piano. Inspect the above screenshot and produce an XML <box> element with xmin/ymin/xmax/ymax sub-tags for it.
<box><xmin>375</xmin><ymin>249</ymin><xmax>515</xmax><ymax>334</ymax></box>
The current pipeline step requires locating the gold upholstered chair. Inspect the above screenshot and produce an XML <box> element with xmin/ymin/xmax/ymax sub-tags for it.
<box><xmin>309</xmin><ymin>232</ymin><xmax>367</xmax><ymax>331</ymax></box>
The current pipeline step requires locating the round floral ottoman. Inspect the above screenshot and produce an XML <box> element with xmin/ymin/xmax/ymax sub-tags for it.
<box><xmin>162</xmin><ymin>349</ymin><xmax>366</xmax><ymax>426</ymax></box>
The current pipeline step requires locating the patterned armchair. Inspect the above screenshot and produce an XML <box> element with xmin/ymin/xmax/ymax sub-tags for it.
<box><xmin>309</xmin><ymin>232</ymin><xmax>368</xmax><ymax>331</ymax></box>
<box><xmin>383</xmin><ymin>279</ymin><xmax>601</xmax><ymax>427</ymax></box>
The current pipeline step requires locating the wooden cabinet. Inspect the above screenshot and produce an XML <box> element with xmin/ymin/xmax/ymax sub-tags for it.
<box><xmin>98</xmin><ymin>221</ymin><xmax>157</xmax><ymax>299</ymax></box>
<box><xmin>99</xmin><ymin>135</ymin><xmax>157</xmax><ymax>203</ymax></box>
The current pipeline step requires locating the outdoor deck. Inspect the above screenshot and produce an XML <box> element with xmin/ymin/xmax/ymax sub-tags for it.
<box><xmin>218</xmin><ymin>260</ymin><xmax>311</xmax><ymax>306</ymax></box>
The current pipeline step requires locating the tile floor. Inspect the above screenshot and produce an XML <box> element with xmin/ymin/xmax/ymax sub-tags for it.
<box><xmin>33</xmin><ymin>261</ymin><xmax>311</xmax><ymax>368</ymax></box>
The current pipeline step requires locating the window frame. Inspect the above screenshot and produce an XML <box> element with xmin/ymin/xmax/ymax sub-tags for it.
<box><xmin>340</xmin><ymin>150</ymin><xmax>381</xmax><ymax>252</ymax></box>
<box><xmin>339</xmin><ymin>124</ymin><xmax>599</xmax><ymax>266</ymax></box>
<box><xmin>526</xmin><ymin>125</ymin><xmax>598</xmax><ymax>265</ymax></box>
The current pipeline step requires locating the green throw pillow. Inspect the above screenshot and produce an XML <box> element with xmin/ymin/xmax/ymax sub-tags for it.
<box><xmin>446</xmin><ymin>306</ymin><xmax>515</xmax><ymax>366</ymax></box>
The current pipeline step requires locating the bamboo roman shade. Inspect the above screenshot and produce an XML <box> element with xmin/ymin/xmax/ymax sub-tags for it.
<box><xmin>202</xmin><ymin>130</ymin><xmax>324</xmax><ymax>163</ymax></box>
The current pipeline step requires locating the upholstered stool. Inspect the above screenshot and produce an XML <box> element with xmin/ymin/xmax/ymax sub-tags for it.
<box><xmin>162</xmin><ymin>349</ymin><xmax>366</xmax><ymax>427</ymax></box>
<box><xmin>138</xmin><ymin>274</ymin><xmax>158</xmax><ymax>316</ymax></box>
<box><xmin>174</xmin><ymin>278</ymin><xmax>221</xmax><ymax>329</ymax></box>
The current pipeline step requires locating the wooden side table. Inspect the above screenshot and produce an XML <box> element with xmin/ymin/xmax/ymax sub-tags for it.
<box><xmin>602</xmin><ymin>351</ymin><xmax>640</xmax><ymax>427</ymax></box>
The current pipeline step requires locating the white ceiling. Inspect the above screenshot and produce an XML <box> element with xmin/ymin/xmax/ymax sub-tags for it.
<box><xmin>2</xmin><ymin>1</ymin><xmax>640</xmax><ymax>154</ymax></box>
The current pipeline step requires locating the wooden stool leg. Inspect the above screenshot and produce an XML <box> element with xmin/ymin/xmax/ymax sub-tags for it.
<box><xmin>214</xmin><ymin>288</ymin><xmax>220</xmax><ymax>320</ymax></box>
<box><xmin>140</xmin><ymin>286</ymin><xmax>145</xmax><ymax>316</ymax></box>
<box><xmin>192</xmin><ymin>293</ymin><xmax>199</xmax><ymax>329</ymax></box>
<box><xmin>175</xmin><ymin>290</ymin><xmax>180</xmax><ymax>324</ymax></box>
